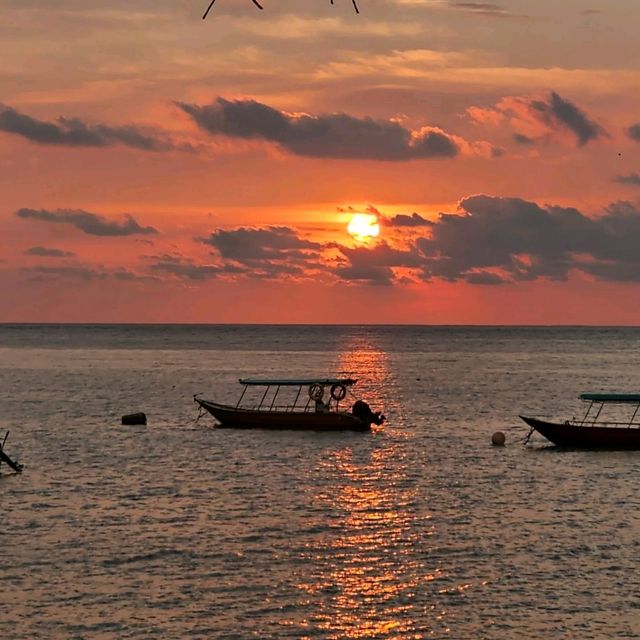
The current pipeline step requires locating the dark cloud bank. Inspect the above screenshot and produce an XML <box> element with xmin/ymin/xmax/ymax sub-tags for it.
<box><xmin>163</xmin><ymin>197</ymin><xmax>640</xmax><ymax>287</ymax></box>
<box><xmin>337</xmin><ymin>196</ymin><xmax>640</xmax><ymax>285</ymax></box>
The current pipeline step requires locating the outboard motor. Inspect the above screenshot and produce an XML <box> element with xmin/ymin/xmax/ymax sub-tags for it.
<box><xmin>352</xmin><ymin>400</ymin><xmax>385</xmax><ymax>426</ymax></box>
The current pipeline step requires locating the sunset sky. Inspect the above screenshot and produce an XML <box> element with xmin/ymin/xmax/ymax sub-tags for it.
<box><xmin>2</xmin><ymin>0</ymin><xmax>640</xmax><ymax>323</ymax></box>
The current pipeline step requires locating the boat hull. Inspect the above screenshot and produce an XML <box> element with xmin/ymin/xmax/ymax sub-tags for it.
<box><xmin>196</xmin><ymin>398</ymin><xmax>371</xmax><ymax>431</ymax></box>
<box><xmin>520</xmin><ymin>415</ymin><xmax>640</xmax><ymax>449</ymax></box>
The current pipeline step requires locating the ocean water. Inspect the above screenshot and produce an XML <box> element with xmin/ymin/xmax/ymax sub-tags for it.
<box><xmin>1</xmin><ymin>325</ymin><xmax>640</xmax><ymax>639</ymax></box>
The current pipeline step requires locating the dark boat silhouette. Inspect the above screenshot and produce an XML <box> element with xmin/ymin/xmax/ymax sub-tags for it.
<box><xmin>521</xmin><ymin>393</ymin><xmax>640</xmax><ymax>449</ymax></box>
<box><xmin>195</xmin><ymin>377</ymin><xmax>385</xmax><ymax>431</ymax></box>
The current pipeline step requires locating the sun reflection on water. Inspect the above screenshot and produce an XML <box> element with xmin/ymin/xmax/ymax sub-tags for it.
<box><xmin>332</xmin><ymin>334</ymin><xmax>402</xmax><ymax>427</ymax></box>
<box><xmin>294</xmin><ymin>443</ymin><xmax>440</xmax><ymax>638</ymax></box>
<box><xmin>280</xmin><ymin>335</ymin><xmax>451</xmax><ymax>637</ymax></box>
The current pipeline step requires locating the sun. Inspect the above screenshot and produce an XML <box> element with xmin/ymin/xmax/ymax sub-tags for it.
<box><xmin>347</xmin><ymin>213</ymin><xmax>380</xmax><ymax>241</ymax></box>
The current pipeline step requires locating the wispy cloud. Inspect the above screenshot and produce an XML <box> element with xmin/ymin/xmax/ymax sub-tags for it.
<box><xmin>449</xmin><ymin>2</ymin><xmax>516</xmax><ymax>18</ymax></box>
<box><xmin>147</xmin><ymin>254</ymin><xmax>246</xmax><ymax>280</ymax></box>
<box><xmin>613</xmin><ymin>173</ymin><xmax>640</xmax><ymax>185</ymax></box>
<box><xmin>22</xmin><ymin>264</ymin><xmax>147</xmax><ymax>282</ymax></box>
<box><xmin>16</xmin><ymin>208</ymin><xmax>158</xmax><ymax>236</ymax></box>
<box><xmin>25</xmin><ymin>246</ymin><xmax>75</xmax><ymax>258</ymax></box>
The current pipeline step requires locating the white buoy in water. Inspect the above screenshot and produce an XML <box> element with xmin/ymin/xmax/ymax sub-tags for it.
<box><xmin>491</xmin><ymin>431</ymin><xmax>506</xmax><ymax>446</ymax></box>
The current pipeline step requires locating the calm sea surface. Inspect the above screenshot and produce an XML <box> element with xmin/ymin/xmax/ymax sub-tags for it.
<box><xmin>1</xmin><ymin>325</ymin><xmax>640</xmax><ymax>639</ymax></box>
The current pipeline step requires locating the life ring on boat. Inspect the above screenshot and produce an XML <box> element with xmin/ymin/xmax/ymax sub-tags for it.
<box><xmin>330</xmin><ymin>383</ymin><xmax>347</xmax><ymax>401</ymax></box>
<box><xmin>308</xmin><ymin>383</ymin><xmax>324</xmax><ymax>401</ymax></box>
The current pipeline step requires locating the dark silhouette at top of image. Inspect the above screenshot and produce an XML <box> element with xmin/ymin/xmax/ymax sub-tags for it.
<box><xmin>202</xmin><ymin>0</ymin><xmax>359</xmax><ymax>20</ymax></box>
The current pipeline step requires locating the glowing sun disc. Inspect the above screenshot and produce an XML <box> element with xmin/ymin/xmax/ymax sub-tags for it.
<box><xmin>347</xmin><ymin>213</ymin><xmax>380</xmax><ymax>240</ymax></box>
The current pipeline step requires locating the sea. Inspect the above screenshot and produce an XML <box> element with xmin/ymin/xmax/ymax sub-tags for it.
<box><xmin>1</xmin><ymin>324</ymin><xmax>639</xmax><ymax>640</ymax></box>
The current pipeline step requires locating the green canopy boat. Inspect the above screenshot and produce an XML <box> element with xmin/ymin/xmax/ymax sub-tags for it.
<box><xmin>521</xmin><ymin>393</ymin><xmax>640</xmax><ymax>449</ymax></box>
<box><xmin>195</xmin><ymin>376</ymin><xmax>385</xmax><ymax>431</ymax></box>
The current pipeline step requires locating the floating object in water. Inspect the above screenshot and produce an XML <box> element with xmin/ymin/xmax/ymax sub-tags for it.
<box><xmin>491</xmin><ymin>431</ymin><xmax>506</xmax><ymax>446</ymax></box>
<box><xmin>122</xmin><ymin>412</ymin><xmax>147</xmax><ymax>425</ymax></box>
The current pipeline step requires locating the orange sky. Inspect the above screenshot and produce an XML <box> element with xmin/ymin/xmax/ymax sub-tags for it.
<box><xmin>1</xmin><ymin>0</ymin><xmax>640</xmax><ymax>323</ymax></box>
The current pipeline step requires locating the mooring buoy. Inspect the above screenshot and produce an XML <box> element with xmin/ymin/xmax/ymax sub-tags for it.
<box><xmin>491</xmin><ymin>431</ymin><xmax>506</xmax><ymax>446</ymax></box>
<box><xmin>121</xmin><ymin>412</ymin><xmax>147</xmax><ymax>425</ymax></box>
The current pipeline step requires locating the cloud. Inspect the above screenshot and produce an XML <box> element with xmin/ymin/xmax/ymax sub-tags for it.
<box><xmin>0</xmin><ymin>104</ymin><xmax>172</xmax><ymax>151</ymax></box>
<box><xmin>147</xmin><ymin>254</ymin><xmax>246</xmax><ymax>280</ymax></box>
<box><xmin>22</xmin><ymin>264</ymin><xmax>144</xmax><ymax>282</ymax></box>
<box><xmin>176</xmin><ymin>97</ymin><xmax>482</xmax><ymax>160</ymax></box>
<box><xmin>449</xmin><ymin>2</ymin><xmax>515</xmax><ymax>17</ymax></box>
<box><xmin>333</xmin><ymin>264</ymin><xmax>396</xmax><ymax>286</ymax></box>
<box><xmin>415</xmin><ymin>195</ymin><xmax>640</xmax><ymax>283</ymax></box>
<box><xmin>473</xmin><ymin>91</ymin><xmax>607</xmax><ymax>147</ymax></box>
<box><xmin>332</xmin><ymin>196</ymin><xmax>640</xmax><ymax>286</ymax></box>
<box><xmin>198</xmin><ymin>226</ymin><xmax>324</xmax><ymax>279</ymax></box>
<box><xmin>332</xmin><ymin>241</ymin><xmax>422</xmax><ymax>285</ymax></box>
<box><xmin>512</xmin><ymin>132</ymin><xmax>536</xmax><ymax>145</ymax></box>
<box><xmin>541</xmin><ymin>91</ymin><xmax>606</xmax><ymax>145</ymax></box>
<box><xmin>25</xmin><ymin>246</ymin><xmax>75</xmax><ymax>258</ymax></box>
<box><xmin>464</xmin><ymin>271</ymin><xmax>507</xmax><ymax>284</ymax></box>
<box><xmin>384</xmin><ymin>212</ymin><xmax>434</xmax><ymax>227</ymax></box>
<box><xmin>200</xmin><ymin>226</ymin><xmax>321</xmax><ymax>262</ymax></box>
<box><xmin>627</xmin><ymin>123</ymin><xmax>640</xmax><ymax>141</ymax></box>
<box><xmin>613</xmin><ymin>173</ymin><xmax>640</xmax><ymax>185</ymax></box>
<box><xmin>16</xmin><ymin>208</ymin><xmax>157</xmax><ymax>236</ymax></box>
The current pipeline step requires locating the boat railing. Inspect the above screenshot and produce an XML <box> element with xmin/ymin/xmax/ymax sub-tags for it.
<box><xmin>235</xmin><ymin>381</ymin><xmax>351</xmax><ymax>413</ymax></box>
<box><xmin>238</xmin><ymin>402</ymin><xmax>345</xmax><ymax>413</ymax></box>
<box><xmin>578</xmin><ymin>398</ymin><xmax>640</xmax><ymax>428</ymax></box>
<box><xmin>570</xmin><ymin>419</ymin><xmax>640</xmax><ymax>429</ymax></box>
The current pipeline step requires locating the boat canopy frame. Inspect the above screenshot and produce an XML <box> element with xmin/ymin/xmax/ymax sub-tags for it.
<box><xmin>578</xmin><ymin>393</ymin><xmax>640</xmax><ymax>428</ymax></box>
<box><xmin>234</xmin><ymin>377</ymin><xmax>357</xmax><ymax>413</ymax></box>
<box><xmin>238</xmin><ymin>377</ymin><xmax>357</xmax><ymax>386</ymax></box>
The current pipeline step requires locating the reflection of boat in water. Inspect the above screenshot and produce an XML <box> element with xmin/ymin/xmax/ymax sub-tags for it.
<box><xmin>194</xmin><ymin>377</ymin><xmax>385</xmax><ymax>431</ymax></box>
<box><xmin>521</xmin><ymin>393</ymin><xmax>640</xmax><ymax>449</ymax></box>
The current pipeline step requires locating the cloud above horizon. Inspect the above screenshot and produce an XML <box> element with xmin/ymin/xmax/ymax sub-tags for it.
<box><xmin>25</xmin><ymin>246</ymin><xmax>76</xmax><ymax>258</ymax></box>
<box><xmin>16</xmin><ymin>208</ymin><xmax>158</xmax><ymax>236</ymax></box>
<box><xmin>331</xmin><ymin>197</ymin><xmax>640</xmax><ymax>286</ymax></box>
<box><xmin>21</xmin><ymin>264</ymin><xmax>147</xmax><ymax>283</ymax></box>
<box><xmin>139</xmin><ymin>196</ymin><xmax>640</xmax><ymax>287</ymax></box>
<box><xmin>448</xmin><ymin>2</ymin><xmax>516</xmax><ymax>18</ymax></box>
<box><xmin>0</xmin><ymin>104</ymin><xmax>173</xmax><ymax>151</ymax></box>
<box><xmin>469</xmin><ymin>91</ymin><xmax>607</xmax><ymax>147</ymax></box>
<box><xmin>627</xmin><ymin>123</ymin><xmax>640</xmax><ymax>142</ymax></box>
<box><xmin>23</xmin><ymin>196</ymin><xmax>640</xmax><ymax>290</ymax></box>
<box><xmin>414</xmin><ymin>196</ymin><xmax>640</xmax><ymax>283</ymax></box>
<box><xmin>197</xmin><ymin>226</ymin><xmax>324</xmax><ymax>278</ymax></box>
<box><xmin>177</xmin><ymin>97</ymin><xmax>498</xmax><ymax>160</ymax></box>
<box><xmin>613</xmin><ymin>173</ymin><xmax>640</xmax><ymax>186</ymax></box>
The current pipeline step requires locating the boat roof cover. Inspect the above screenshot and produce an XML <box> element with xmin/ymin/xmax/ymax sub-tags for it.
<box><xmin>580</xmin><ymin>393</ymin><xmax>640</xmax><ymax>403</ymax></box>
<box><xmin>239</xmin><ymin>377</ymin><xmax>357</xmax><ymax>386</ymax></box>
